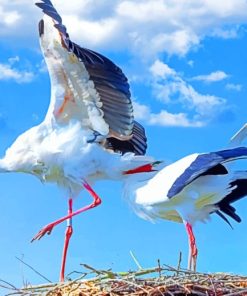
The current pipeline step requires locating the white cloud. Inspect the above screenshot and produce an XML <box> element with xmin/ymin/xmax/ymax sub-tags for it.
<box><xmin>192</xmin><ymin>71</ymin><xmax>229</xmax><ymax>83</ymax></box>
<box><xmin>132</xmin><ymin>59</ymin><xmax>227</xmax><ymax>127</ymax></box>
<box><xmin>133</xmin><ymin>101</ymin><xmax>203</xmax><ymax>127</ymax></box>
<box><xmin>8</xmin><ymin>56</ymin><xmax>20</xmax><ymax>65</ymax></box>
<box><xmin>0</xmin><ymin>6</ymin><xmax>21</xmax><ymax>26</ymax></box>
<box><xmin>64</xmin><ymin>16</ymin><xmax>119</xmax><ymax>47</ymax></box>
<box><xmin>211</xmin><ymin>27</ymin><xmax>239</xmax><ymax>39</ymax></box>
<box><xmin>150</xmin><ymin>60</ymin><xmax>225</xmax><ymax>107</ymax></box>
<box><xmin>0</xmin><ymin>58</ymin><xmax>35</xmax><ymax>83</ymax></box>
<box><xmin>226</xmin><ymin>83</ymin><xmax>243</xmax><ymax>91</ymax></box>
<box><xmin>187</xmin><ymin>60</ymin><xmax>194</xmax><ymax>67</ymax></box>
<box><xmin>0</xmin><ymin>1</ymin><xmax>36</xmax><ymax>39</ymax></box>
<box><xmin>1</xmin><ymin>0</ymin><xmax>247</xmax><ymax>57</ymax></box>
<box><xmin>150</xmin><ymin>60</ymin><xmax>176</xmax><ymax>78</ymax></box>
<box><xmin>37</xmin><ymin>59</ymin><xmax>48</xmax><ymax>73</ymax></box>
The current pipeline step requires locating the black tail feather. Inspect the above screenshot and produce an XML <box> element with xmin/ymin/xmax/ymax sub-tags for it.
<box><xmin>215</xmin><ymin>210</ymin><xmax>233</xmax><ymax>229</ymax></box>
<box><xmin>216</xmin><ymin>177</ymin><xmax>247</xmax><ymax>224</ymax></box>
<box><xmin>219</xmin><ymin>205</ymin><xmax>241</xmax><ymax>223</ymax></box>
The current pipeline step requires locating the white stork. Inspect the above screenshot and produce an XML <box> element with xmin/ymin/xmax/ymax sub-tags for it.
<box><xmin>123</xmin><ymin>145</ymin><xmax>247</xmax><ymax>271</ymax></box>
<box><xmin>0</xmin><ymin>0</ymin><xmax>156</xmax><ymax>281</ymax></box>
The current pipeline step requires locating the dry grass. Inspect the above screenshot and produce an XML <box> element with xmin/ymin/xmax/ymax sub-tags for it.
<box><xmin>2</xmin><ymin>263</ymin><xmax>247</xmax><ymax>296</ymax></box>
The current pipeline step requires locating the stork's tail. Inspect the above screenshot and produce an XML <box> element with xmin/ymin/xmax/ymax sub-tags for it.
<box><xmin>219</xmin><ymin>126</ymin><xmax>247</xmax><ymax>220</ymax></box>
<box><xmin>216</xmin><ymin>171</ymin><xmax>247</xmax><ymax>225</ymax></box>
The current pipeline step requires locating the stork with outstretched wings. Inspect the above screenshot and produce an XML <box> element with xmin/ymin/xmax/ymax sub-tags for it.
<box><xmin>0</xmin><ymin>0</ymin><xmax>156</xmax><ymax>281</ymax></box>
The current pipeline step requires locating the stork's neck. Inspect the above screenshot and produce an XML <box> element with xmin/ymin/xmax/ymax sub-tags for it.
<box><xmin>0</xmin><ymin>124</ymin><xmax>46</xmax><ymax>174</ymax></box>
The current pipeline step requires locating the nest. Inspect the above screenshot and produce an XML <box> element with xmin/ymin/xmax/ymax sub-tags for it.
<box><xmin>2</xmin><ymin>262</ymin><xmax>247</xmax><ymax>296</ymax></box>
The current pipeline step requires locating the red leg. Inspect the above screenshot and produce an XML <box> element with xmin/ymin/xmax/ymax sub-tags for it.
<box><xmin>31</xmin><ymin>180</ymin><xmax>102</xmax><ymax>242</ymax></box>
<box><xmin>60</xmin><ymin>198</ymin><xmax>73</xmax><ymax>282</ymax></box>
<box><xmin>184</xmin><ymin>222</ymin><xmax>198</xmax><ymax>271</ymax></box>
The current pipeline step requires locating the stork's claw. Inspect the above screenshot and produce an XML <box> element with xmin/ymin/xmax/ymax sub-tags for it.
<box><xmin>31</xmin><ymin>223</ymin><xmax>55</xmax><ymax>242</ymax></box>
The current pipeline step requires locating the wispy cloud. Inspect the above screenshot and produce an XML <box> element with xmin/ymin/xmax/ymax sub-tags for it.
<box><xmin>150</xmin><ymin>60</ymin><xmax>176</xmax><ymax>78</ymax></box>
<box><xmin>226</xmin><ymin>83</ymin><xmax>243</xmax><ymax>91</ymax></box>
<box><xmin>192</xmin><ymin>71</ymin><xmax>229</xmax><ymax>83</ymax></box>
<box><xmin>150</xmin><ymin>60</ymin><xmax>225</xmax><ymax>109</ymax></box>
<box><xmin>8</xmin><ymin>56</ymin><xmax>20</xmax><ymax>65</ymax></box>
<box><xmin>37</xmin><ymin>59</ymin><xmax>48</xmax><ymax>73</ymax></box>
<box><xmin>211</xmin><ymin>27</ymin><xmax>240</xmax><ymax>39</ymax></box>
<box><xmin>133</xmin><ymin>101</ymin><xmax>203</xmax><ymax>127</ymax></box>
<box><xmin>133</xmin><ymin>60</ymin><xmax>228</xmax><ymax>127</ymax></box>
<box><xmin>0</xmin><ymin>57</ymin><xmax>35</xmax><ymax>83</ymax></box>
<box><xmin>0</xmin><ymin>6</ymin><xmax>21</xmax><ymax>26</ymax></box>
<box><xmin>187</xmin><ymin>60</ymin><xmax>194</xmax><ymax>67</ymax></box>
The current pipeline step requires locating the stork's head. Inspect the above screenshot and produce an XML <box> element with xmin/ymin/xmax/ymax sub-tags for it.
<box><xmin>0</xmin><ymin>127</ymin><xmax>44</xmax><ymax>177</ymax></box>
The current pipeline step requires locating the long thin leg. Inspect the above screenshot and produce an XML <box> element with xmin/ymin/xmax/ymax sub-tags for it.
<box><xmin>60</xmin><ymin>198</ymin><xmax>73</xmax><ymax>282</ymax></box>
<box><xmin>184</xmin><ymin>221</ymin><xmax>198</xmax><ymax>271</ymax></box>
<box><xmin>31</xmin><ymin>180</ymin><xmax>101</xmax><ymax>242</ymax></box>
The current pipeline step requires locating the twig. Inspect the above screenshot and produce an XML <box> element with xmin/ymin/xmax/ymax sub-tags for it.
<box><xmin>176</xmin><ymin>251</ymin><xmax>182</xmax><ymax>275</ymax></box>
<box><xmin>81</xmin><ymin>264</ymin><xmax>116</xmax><ymax>279</ymax></box>
<box><xmin>66</xmin><ymin>270</ymin><xmax>87</xmax><ymax>279</ymax></box>
<box><xmin>157</xmin><ymin>259</ymin><xmax>161</xmax><ymax>278</ymax></box>
<box><xmin>130</xmin><ymin>250</ymin><xmax>143</xmax><ymax>270</ymax></box>
<box><xmin>0</xmin><ymin>279</ymin><xmax>18</xmax><ymax>291</ymax></box>
<box><xmin>15</xmin><ymin>257</ymin><xmax>52</xmax><ymax>283</ymax></box>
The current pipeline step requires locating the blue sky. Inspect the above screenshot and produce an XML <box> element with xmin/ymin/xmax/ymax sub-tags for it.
<box><xmin>1</xmin><ymin>0</ymin><xmax>247</xmax><ymax>289</ymax></box>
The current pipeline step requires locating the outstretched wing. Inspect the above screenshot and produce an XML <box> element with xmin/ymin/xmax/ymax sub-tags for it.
<box><xmin>168</xmin><ymin>147</ymin><xmax>247</xmax><ymax>198</ymax></box>
<box><xmin>36</xmin><ymin>0</ymin><xmax>134</xmax><ymax>140</ymax></box>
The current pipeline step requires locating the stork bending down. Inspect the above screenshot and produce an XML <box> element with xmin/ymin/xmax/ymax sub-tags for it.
<box><xmin>123</xmin><ymin>146</ymin><xmax>247</xmax><ymax>270</ymax></box>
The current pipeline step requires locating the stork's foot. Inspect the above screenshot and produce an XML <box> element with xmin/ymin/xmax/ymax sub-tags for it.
<box><xmin>31</xmin><ymin>223</ymin><xmax>55</xmax><ymax>242</ymax></box>
<box><xmin>30</xmin><ymin>182</ymin><xmax>101</xmax><ymax>244</ymax></box>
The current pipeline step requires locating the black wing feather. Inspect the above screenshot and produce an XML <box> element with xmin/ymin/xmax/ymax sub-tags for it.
<box><xmin>105</xmin><ymin>121</ymin><xmax>147</xmax><ymax>155</ymax></box>
<box><xmin>168</xmin><ymin>147</ymin><xmax>247</xmax><ymax>198</ymax></box>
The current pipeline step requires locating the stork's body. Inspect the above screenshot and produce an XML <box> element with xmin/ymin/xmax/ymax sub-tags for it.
<box><xmin>0</xmin><ymin>0</ymin><xmax>154</xmax><ymax>281</ymax></box>
<box><xmin>2</xmin><ymin>121</ymin><xmax>149</xmax><ymax>192</ymax></box>
<box><xmin>123</xmin><ymin>147</ymin><xmax>247</xmax><ymax>270</ymax></box>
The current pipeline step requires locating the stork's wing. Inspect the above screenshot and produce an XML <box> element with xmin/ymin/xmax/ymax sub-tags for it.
<box><xmin>36</xmin><ymin>0</ymin><xmax>134</xmax><ymax>140</ymax></box>
<box><xmin>105</xmin><ymin>121</ymin><xmax>147</xmax><ymax>155</ymax></box>
<box><xmin>228</xmin><ymin>123</ymin><xmax>247</xmax><ymax>147</ymax></box>
<box><xmin>167</xmin><ymin>147</ymin><xmax>247</xmax><ymax>198</ymax></box>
